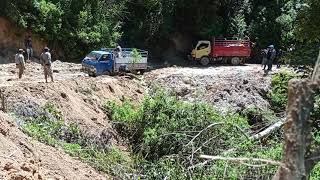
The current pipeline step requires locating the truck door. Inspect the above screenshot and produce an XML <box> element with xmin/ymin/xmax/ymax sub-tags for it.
<box><xmin>195</xmin><ymin>41</ymin><xmax>211</xmax><ymax>59</ymax></box>
<box><xmin>96</xmin><ymin>54</ymin><xmax>113</xmax><ymax>75</ymax></box>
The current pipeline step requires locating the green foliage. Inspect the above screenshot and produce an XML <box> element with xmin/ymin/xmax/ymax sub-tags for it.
<box><xmin>296</xmin><ymin>0</ymin><xmax>320</xmax><ymax>42</ymax></box>
<box><xmin>282</xmin><ymin>43</ymin><xmax>319</xmax><ymax>65</ymax></box>
<box><xmin>268</xmin><ymin>70</ymin><xmax>299</xmax><ymax>112</ymax></box>
<box><xmin>2</xmin><ymin>0</ymin><xmax>320</xmax><ymax>64</ymax></box>
<box><xmin>106</xmin><ymin>91</ymin><xmax>283</xmax><ymax>179</ymax></box>
<box><xmin>130</xmin><ymin>48</ymin><xmax>142</xmax><ymax>69</ymax></box>
<box><xmin>229</xmin><ymin>12</ymin><xmax>247</xmax><ymax>38</ymax></box>
<box><xmin>311</xmin><ymin>163</ymin><xmax>320</xmax><ymax>180</ymax></box>
<box><xmin>106</xmin><ymin>91</ymin><xmax>250</xmax><ymax>160</ymax></box>
<box><xmin>22</xmin><ymin>103</ymin><xmax>133</xmax><ymax>178</ymax></box>
<box><xmin>1</xmin><ymin>0</ymin><xmax>126</xmax><ymax>60</ymax></box>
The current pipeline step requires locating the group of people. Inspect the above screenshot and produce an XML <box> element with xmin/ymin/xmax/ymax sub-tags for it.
<box><xmin>15</xmin><ymin>46</ymin><xmax>54</xmax><ymax>83</ymax></box>
<box><xmin>261</xmin><ymin>45</ymin><xmax>279</xmax><ymax>71</ymax></box>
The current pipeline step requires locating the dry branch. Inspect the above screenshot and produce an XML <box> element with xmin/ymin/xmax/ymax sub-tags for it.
<box><xmin>186</xmin><ymin>122</ymin><xmax>224</xmax><ymax>146</ymax></box>
<box><xmin>250</xmin><ymin>118</ymin><xmax>286</xmax><ymax>140</ymax></box>
<box><xmin>199</xmin><ymin>155</ymin><xmax>284</xmax><ymax>167</ymax></box>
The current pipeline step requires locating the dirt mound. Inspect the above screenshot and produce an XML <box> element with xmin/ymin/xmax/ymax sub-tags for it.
<box><xmin>2</xmin><ymin>75</ymin><xmax>144</xmax><ymax>145</ymax></box>
<box><xmin>145</xmin><ymin>65</ymin><xmax>280</xmax><ymax>113</ymax></box>
<box><xmin>0</xmin><ymin>111</ymin><xmax>108</xmax><ymax>180</ymax></box>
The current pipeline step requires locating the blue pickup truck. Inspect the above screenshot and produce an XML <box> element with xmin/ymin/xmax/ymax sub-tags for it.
<box><xmin>81</xmin><ymin>48</ymin><xmax>148</xmax><ymax>76</ymax></box>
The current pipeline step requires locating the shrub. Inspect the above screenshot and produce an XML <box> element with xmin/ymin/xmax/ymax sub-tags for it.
<box><xmin>268</xmin><ymin>70</ymin><xmax>300</xmax><ymax>112</ymax></box>
<box><xmin>106</xmin><ymin>91</ymin><xmax>283</xmax><ymax>179</ymax></box>
<box><xmin>106</xmin><ymin>91</ymin><xmax>250</xmax><ymax>160</ymax></box>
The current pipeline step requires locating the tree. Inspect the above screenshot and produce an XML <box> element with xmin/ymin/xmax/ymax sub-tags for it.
<box><xmin>273</xmin><ymin>52</ymin><xmax>320</xmax><ymax>179</ymax></box>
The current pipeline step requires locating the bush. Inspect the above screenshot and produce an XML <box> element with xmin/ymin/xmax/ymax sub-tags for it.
<box><xmin>106</xmin><ymin>91</ymin><xmax>283</xmax><ymax>179</ymax></box>
<box><xmin>268</xmin><ymin>70</ymin><xmax>300</xmax><ymax>112</ymax></box>
<box><xmin>106</xmin><ymin>91</ymin><xmax>250</xmax><ymax>160</ymax></box>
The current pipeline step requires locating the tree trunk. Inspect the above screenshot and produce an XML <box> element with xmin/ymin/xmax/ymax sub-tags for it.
<box><xmin>273</xmin><ymin>79</ymin><xmax>315</xmax><ymax>180</ymax></box>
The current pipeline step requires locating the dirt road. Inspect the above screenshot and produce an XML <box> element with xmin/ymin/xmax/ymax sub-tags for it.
<box><xmin>0</xmin><ymin>61</ymin><xmax>85</xmax><ymax>87</ymax></box>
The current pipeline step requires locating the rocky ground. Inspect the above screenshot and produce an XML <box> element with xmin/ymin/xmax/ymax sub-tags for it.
<box><xmin>145</xmin><ymin>64</ymin><xmax>282</xmax><ymax>114</ymax></box>
<box><xmin>0</xmin><ymin>61</ymin><xmax>283</xmax><ymax>179</ymax></box>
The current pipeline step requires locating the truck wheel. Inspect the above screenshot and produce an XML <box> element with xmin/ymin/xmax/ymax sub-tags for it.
<box><xmin>89</xmin><ymin>72</ymin><xmax>96</xmax><ymax>77</ymax></box>
<box><xmin>231</xmin><ymin>57</ymin><xmax>240</xmax><ymax>65</ymax></box>
<box><xmin>200</xmin><ymin>57</ymin><xmax>210</xmax><ymax>66</ymax></box>
<box><xmin>104</xmin><ymin>71</ymin><xmax>111</xmax><ymax>76</ymax></box>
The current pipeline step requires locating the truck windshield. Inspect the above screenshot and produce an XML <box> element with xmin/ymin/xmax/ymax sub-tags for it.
<box><xmin>86</xmin><ymin>52</ymin><xmax>101</xmax><ymax>60</ymax></box>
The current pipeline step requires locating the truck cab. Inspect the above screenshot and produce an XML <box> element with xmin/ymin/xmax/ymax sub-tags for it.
<box><xmin>82</xmin><ymin>51</ymin><xmax>114</xmax><ymax>76</ymax></box>
<box><xmin>191</xmin><ymin>40</ymin><xmax>211</xmax><ymax>65</ymax></box>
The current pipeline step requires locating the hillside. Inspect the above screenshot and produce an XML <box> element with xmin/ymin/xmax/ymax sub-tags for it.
<box><xmin>0</xmin><ymin>61</ymin><xmax>287</xmax><ymax>179</ymax></box>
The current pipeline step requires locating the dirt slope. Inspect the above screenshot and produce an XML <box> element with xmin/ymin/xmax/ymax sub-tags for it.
<box><xmin>0</xmin><ymin>17</ymin><xmax>47</xmax><ymax>64</ymax></box>
<box><xmin>0</xmin><ymin>61</ymin><xmax>144</xmax><ymax>179</ymax></box>
<box><xmin>0</xmin><ymin>111</ymin><xmax>107</xmax><ymax>180</ymax></box>
<box><xmin>145</xmin><ymin>64</ymin><xmax>281</xmax><ymax>113</ymax></box>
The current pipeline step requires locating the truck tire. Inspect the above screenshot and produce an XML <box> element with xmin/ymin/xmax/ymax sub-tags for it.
<box><xmin>231</xmin><ymin>57</ymin><xmax>240</xmax><ymax>65</ymax></box>
<box><xmin>103</xmin><ymin>71</ymin><xmax>111</xmax><ymax>76</ymax></box>
<box><xmin>89</xmin><ymin>72</ymin><xmax>96</xmax><ymax>77</ymax></box>
<box><xmin>200</xmin><ymin>57</ymin><xmax>210</xmax><ymax>66</ymax></box>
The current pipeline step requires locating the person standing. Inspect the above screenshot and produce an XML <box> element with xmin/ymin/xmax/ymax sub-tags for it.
<box><xmin>24</xmin><ymin>35</ymin><xmax>33</xmax><ymax>61</ymax></box>
<box><xmin>261</xmin><ymin>49</ymin><xmax>268</xmax><ymax>70</ymax></box>
<box><xmin>276</xmin><ymin>49</ymin><xmax>283</xmax><ymax>68</ymax></box>
<box><xmin>40</xmin><ymin>47</ymin><xmax>54</xmax><ymax>83</ymax></box>
<box><xmin>267</xmin><ymin>45</ymin><xmax>277</xmax><ymax>71</ymax></box>
<box><xmin>15</xmin><ymin>49</ymin><xmax>25</xmax><ymax>79</ymax></box>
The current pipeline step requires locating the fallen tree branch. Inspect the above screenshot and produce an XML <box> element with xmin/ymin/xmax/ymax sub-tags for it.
<box><xmin>200</xmin><ymin>155</ymin><xmax>284</xmax><ymax>167</ymax></box>
<box><xmin>250</xmin><ymin>118</ymin><xmax>286</xmax><ymax>140</ymax></box>
<box><xmin>186</xmin><ymin>122</ymin><xmax>224</xmax><ymax>146</ymax></box>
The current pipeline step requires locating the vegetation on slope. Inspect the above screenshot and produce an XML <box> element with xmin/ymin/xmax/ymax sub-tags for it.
<box><xmin>15</xmin><ymin>74</ymin><xmax>320</xmax><ymax>178</ymax></box>
<box><xmin>105</xmin><ymin>91</ymin><xmax>283</xmax><ymax>179</ymax></box>
<box><xmin>22</xmin><ymin>103</ymin><xmax>134</xmax><ymax>179</ymax></box>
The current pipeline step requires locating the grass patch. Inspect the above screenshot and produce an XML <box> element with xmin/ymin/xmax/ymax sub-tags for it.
<box><xmin>22</xmin><ymin>103</ymin><xmax>133</xmax><ymax>178</ymax></box>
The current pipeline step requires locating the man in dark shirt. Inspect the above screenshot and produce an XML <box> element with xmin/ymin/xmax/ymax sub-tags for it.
<box><xmin>24</xmin><ymin>35</ymin><xmax>33</xmax><ymax>61</ymax></box>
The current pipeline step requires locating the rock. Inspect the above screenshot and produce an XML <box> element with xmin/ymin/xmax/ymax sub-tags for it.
<box><xmin>108</xmin><ymin>85</ymin><xmax>115</xmax><ymax>93</ymax></box>
<box><xmin>223</xmin><ymin>89</ymin><xmax>231</xmax><ymax>94</ymax></box>
<box><xmin>0</xmin><ymin>127</ymin><xmax>8</xmax><ymax>136</ymax></box>
<box><xmin>243</xmin><ymin>79</ymin><xmax>249</xmax><ymax>84</ymax></box>
<box><xmin>4</xmin><ymin>162</ymin><xmax>14</xmax><ymax>171</ymax></box>
<box><xmin>21</xmin><ymin>163</ymin><xmax>33</xmax><ymax>172</ymax></box>
<box><xmin>53</xmin><ymin>69</ymin><xmax>59</xmax><ymax>73</ymax></box>
<box><xmin>7</xmin><ymin>78</ymin><xmax>13</xmax><ymax>81</ymax></box>
<box><xmin>10</xmin><ymin>70</ymin><xmax>16</xmax><ymax>74</ymax></box>
<box><xmin>136</xmin><ymin>89</ymin><xmax>143</xmax><ymax>94</ymax></box>
<box><xmin>60</xmin><ymin>92</ymin><xmax>68</xmax><ymax>99</ymax></box>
